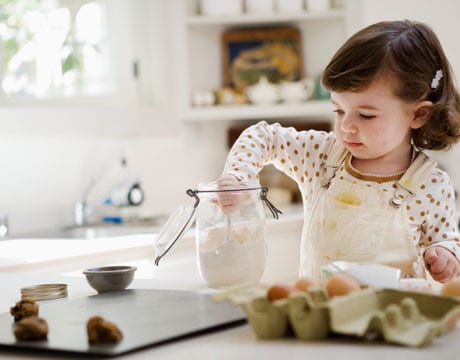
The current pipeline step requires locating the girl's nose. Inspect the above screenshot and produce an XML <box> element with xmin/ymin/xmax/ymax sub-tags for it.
<box><xmin>340</xmin><ymin>114</ymin><xmax>358</xmax><ymax>135</ymax></box>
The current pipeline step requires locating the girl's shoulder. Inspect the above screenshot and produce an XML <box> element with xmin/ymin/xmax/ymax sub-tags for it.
<box><xmin>405</xmin><ymin>150</ymin><xmax>453</xmax><ymax>192</ymax></box>
<box><xmin>419</xmin><ymin>165</ymin><xmax>455</xmax><ymax>198</ymax></box>
<box><xmin>428</xmin><ymin>166</ymin><xmax>452</xmax><ymax>180</ymax></box>
<box><xmin>419</xmin><ymin>151</ymin><xmax>453</xmax><ymax>184</ymax></box>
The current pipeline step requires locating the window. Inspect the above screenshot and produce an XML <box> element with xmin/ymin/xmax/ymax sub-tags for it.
<box><xmin>0</xmin><ymin>0</ymin><xmax>112</xmax><ymax>99</ymax></box>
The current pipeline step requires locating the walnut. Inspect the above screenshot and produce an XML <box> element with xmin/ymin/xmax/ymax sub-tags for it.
<box><xmin>87</xmin><ymin>316</ymin><xmax>123</xmax><ymax>344</ymax></box>
<box><xmin>14</xmin><ymin>316</ymin><xmax>48</xmax><ymax>341</ymax></box>
<box><xmin>10</xmin><ymin>297</ymin><xmax>39</xmax><ymax>322</ymax></box>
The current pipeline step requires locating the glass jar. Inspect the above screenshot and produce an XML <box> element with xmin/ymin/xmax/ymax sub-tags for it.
<box><xmin>194</xmin><ymin>182</ymin><xmax>268</xmax><ymax>287</ymax></box>
<box><xmin>154</xmin><ymin>182</ymin><xmax>281</xmax><ymax>288</ymax></box>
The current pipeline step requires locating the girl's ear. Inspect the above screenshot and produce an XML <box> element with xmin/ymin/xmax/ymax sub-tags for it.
<box><xmin>411</xmin><ymin>100</ymin><xmax>433</xmax><ymax>129</ymax></box>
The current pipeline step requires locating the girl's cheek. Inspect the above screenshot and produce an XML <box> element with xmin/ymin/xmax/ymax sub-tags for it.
<box><xmin>333</xmin><ymin>120</ymin><xmax>341</xmax><ymax>134</ymax></box>
<box><xmin>334</xmin><ymin>123</ymin><xmax>344</xmax><ymax>140</ymax></box>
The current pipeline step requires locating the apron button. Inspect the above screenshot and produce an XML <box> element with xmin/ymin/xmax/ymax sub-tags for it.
<box><xmin>390</xmin><ymin>197</ymin><xmax>403</xmax><ymax>208</ymax></box>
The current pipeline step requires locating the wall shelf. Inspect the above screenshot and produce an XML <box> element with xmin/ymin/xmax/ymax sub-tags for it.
<box><xmin>183</xmin><ymin>100</ymin><xmax>334</xmax><ymax>122</ymax></box>
<box><xmin>180</xmin><ymin>1</ymin><xmax>346</xmax><ymax>125</ymax></box>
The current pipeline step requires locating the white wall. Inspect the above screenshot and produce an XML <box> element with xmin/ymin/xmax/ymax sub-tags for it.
<box><xmin>0</xmin><ymin>109</ymin><xmax>230</xmax><ymax>235</ymax></box>
<box><xmin>359</xmin><ymin>0</ymin><xmax>460</xmax><ymax>82</ymax></box>
<box><xmin>0</xmin><ymin>122</ymin><xmax>189</xmax><ymax>234</ymax></box>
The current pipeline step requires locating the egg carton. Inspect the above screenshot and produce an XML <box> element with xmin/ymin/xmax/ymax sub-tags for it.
<box><xmin>214</xmin><ymin>285</ymin><xmax>460</xmax><ymax>347</ymax></box>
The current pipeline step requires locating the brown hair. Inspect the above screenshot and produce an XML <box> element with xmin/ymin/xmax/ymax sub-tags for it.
<box><xmin>322</xmin><ymin>20</ymin><xmax>460</xmax><ymax>150</ymax></box>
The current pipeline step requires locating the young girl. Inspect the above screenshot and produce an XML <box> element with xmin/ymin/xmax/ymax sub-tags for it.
<box><xmin>218</xmin><ymin>20</ymin><xmax>460</xmax><ymax>283</ymax></box>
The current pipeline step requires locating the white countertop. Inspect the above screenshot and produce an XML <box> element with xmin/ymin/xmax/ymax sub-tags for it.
<box><xmin>0</xmin><ymin>236</ymin><xmax>156</xmax><ymax>273</ymax></box>
<box><xmin>1</xmin><ymin>212</ymin><xmax>460</xmax><ymax>359</ymax></box>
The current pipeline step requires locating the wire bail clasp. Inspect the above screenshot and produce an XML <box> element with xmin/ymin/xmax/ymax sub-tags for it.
<box><xmin>260</xmin><ymin>187</ymin><xmax>282</xmax><ymax>219</ymax></box>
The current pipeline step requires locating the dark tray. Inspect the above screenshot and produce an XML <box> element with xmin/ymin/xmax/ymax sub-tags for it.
<box><xmin>0</xmin><ymin>289</ymin><xmax>246</xmax><ymax>357</ymax></box>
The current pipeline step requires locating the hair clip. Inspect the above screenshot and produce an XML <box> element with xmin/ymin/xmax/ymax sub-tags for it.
<box><xmin>430</xmin><ymin>69</ymin><xmax>443</xmax><ymax>90</ymax></box>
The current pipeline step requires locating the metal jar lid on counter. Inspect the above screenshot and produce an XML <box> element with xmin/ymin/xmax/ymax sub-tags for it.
<box><xmin>21</xmin><ymin>283</ymin><xmax>68</xmax><ymax>301</ymax></box>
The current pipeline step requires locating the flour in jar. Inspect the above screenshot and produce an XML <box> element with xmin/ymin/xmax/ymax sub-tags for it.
<box><xmin>198</xmin><ymin>221</ymin><xmax>266</xmax><ymax>288</ymax></box>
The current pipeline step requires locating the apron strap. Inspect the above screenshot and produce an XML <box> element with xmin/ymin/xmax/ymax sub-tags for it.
<box><xmin>390</xmin><ymin>151</ymin><xmax>437</xmax><ymax>208</ymax></box>
<box><xmin>320</xmin><ymin>140</ymin><xmax>348</xmax><ymax>188</ymax></box>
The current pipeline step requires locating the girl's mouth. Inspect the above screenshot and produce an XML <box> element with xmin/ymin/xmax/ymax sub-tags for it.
<box><xmin>344</xmin><ymin>141</ymin><xmax>363</xmax><ymax>148</ymax></box>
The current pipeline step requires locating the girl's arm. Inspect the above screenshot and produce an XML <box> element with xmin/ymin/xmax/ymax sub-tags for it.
<box><xmin>419</xmin><ymin>170</ymin><xmax>460</xmax><ymax>280</ymax></box>
<box><xmin>222</xmin><ymin>120</ymin><xmax>334</xmax><ymax>188</ymax></box>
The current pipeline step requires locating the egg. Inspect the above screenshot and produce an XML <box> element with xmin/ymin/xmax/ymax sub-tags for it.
<box><xmin>440</xmin><ymin>278</ymin><xmax>460</xmax><ymax>298</ymax></box>
<box><xmin>294</xmin><ymin>277</ymin><xmax>319</xmax><ymax>292</ymax></box>
<box><xmin>325</xmin><ymin>273</ymin><xmax>361</xmax><ymax>297</ymax></box>
<box><xmin>267</xmin><ymin>284</ymin><xmax>300</xmax><ymax>301</ymax></box>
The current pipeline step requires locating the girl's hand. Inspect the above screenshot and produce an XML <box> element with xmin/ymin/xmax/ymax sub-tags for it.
<box><xmin>212</xmin><ymin>174</ymin><xmax>248</xmax><ymax>214</ymax></box>
<box><xmin>424</xmin><ymin>246</ymin><xmax>460</xmax><ymax>283</ymax></box>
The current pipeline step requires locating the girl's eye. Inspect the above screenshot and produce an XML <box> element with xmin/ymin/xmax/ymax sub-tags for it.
<box><xmin>333</xmin><ymin>109</ymin><xmax>344</xmax><ymax>116</ymax></box>
<box><xmin>359</xmin><ymin>114</ymin><xmax>376</xmax><ymax>120</ymax></box>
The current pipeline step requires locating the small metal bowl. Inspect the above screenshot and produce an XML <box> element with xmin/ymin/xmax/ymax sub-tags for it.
<box><xmin>83</xmin><ymin>265</ymin><xmax>137</xmax><ymax>293</ymax></box>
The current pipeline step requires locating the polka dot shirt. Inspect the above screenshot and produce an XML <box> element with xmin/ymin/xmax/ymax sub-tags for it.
<box><xmin>223</xmin><ymin>121</ymin><xmax>460</xmax><ymax>262</ymax></box>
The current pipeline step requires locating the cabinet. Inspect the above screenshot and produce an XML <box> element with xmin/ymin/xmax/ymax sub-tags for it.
<box><xmin>171</xmin><ymin>0</ymin><xmax>351</xmax><ymax>124</ymax></box>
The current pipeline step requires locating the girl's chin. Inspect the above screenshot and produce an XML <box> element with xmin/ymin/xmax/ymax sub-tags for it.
<box><xmin>343</xmin><ymin>144</ymin><xmax>372</xmax><ymax>159</ymax></box>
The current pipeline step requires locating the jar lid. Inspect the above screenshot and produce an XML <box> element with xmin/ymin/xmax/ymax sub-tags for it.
<box><xmin>154</xmin><ymin>203</ymin><xmax>196</xmax><ymax>266</ymax></box>
<box><xmin>21</xmin><ymin>283</ymin><xmax>68</xmax><ymax>301</ymax></box>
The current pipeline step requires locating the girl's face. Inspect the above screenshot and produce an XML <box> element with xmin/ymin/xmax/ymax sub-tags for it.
<box><xmin>331</xmin><ymin>76</ymin><xmax>427</xmax><ymax>172</ymax></box>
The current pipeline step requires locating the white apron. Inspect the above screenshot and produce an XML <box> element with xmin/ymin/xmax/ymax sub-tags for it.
<box><xmin>299</xmin><ymin>142</ymin><xmax>436</xmax><ymax>280</ymax></box>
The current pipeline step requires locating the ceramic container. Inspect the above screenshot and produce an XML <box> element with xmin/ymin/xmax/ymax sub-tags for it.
<box><xmin>245</xmin><ymin>76</ymin><xmax>280</xmax><ymax>105</ymax></box>
<box><xmin>192</xmin><ymin>91</ymin><xmax>215</xmax><ymax>107</ymax></box>
<box><xmin>279</xmin><ymin>78</ymin><xmax>315</xmax><ymax>103</ymax></box>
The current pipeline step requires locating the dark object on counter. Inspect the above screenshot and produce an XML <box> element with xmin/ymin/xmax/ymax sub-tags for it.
<box><xmin>10</xmin><ymin>298</ymin><xmax>39</xmax><ymax>322</ymax></box>
<box><xmin>83</xmin><ymin>265</ymin><xmax>136</xmax><ymax>293</ymax></box>
<box><xmin>87</xmin><ymin>316</ymin><xmax>123</xmax><ymax>344</ymax></box>
<box><xmin>13</xmin><ymin>316</ymin><xmax>48</xmax><ymax>341</ymax></box>
<box><xmin>0</xmin><ymin>289</ymin><xmax>245</xmax><ymax>356</ymax></box>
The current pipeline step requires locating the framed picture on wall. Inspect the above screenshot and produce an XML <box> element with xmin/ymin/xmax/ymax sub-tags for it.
<box><xmin>222</xmin><ymin>27</ymin><xmax>303</xmax><ymax>90</ymax></box>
